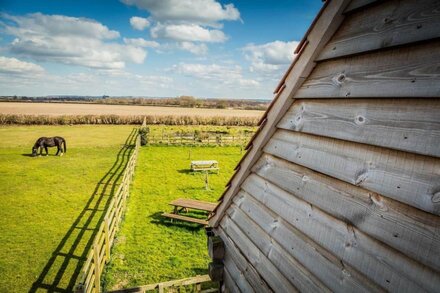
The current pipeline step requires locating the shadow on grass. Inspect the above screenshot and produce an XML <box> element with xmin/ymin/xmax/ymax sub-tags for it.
<box><xmin>177</xmin><ymin>169</ymin><xmax>192</xmax><ymax>174</ymax></box>
<box><xmin>21</xmin><ymin>154</ymin><xmax>62</xmax><ymax>157</ymax></box>
<box><xmin>29</xmin><ymin>128</ymin><xmax>138</xmax><ymax>293</ymax></box>
<box><xmin>149</xmin><ymin>212</ymin><xmax>204</xmax><ymax>232</ymax></box>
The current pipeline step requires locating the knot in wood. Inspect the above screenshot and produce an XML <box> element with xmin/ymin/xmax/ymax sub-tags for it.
<box><xmin>383</xmin><ymin>16</ymin><xmax>394</xmax><ymax>24</ymax></box>
<box><xmin>432</xmin><ymin>191</ymin><xmax>440</xmax><ymax>203</ymax></box>
<box><xmin>333</xmin><ymin>73</ymin><xmax>346</xmax><ymax>86</ymax></box>
<box><xmin>355</xmin><ymin>115</ymin><xmax>365</xmax><ymax>125</ymax></box>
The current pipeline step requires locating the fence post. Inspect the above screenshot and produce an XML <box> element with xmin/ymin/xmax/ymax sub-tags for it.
<box><xmin>104</xmin><ymin>217</ymin><xmax>110</xmax><ymax>261</ymax></box>
<box><xmin>94</xmin><ymin>244</ymin><xmax>101</xmax><ymax>292</ymax></box>
<box><xmin>75</xmin><ymin>283</ymin><xmax>85</xmax><ymax>293</ymax></box>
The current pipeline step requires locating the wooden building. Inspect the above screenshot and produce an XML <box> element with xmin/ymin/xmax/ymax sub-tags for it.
<box><xmin>208</xmin><ymin>0</ymin><xmax>440</xmax><ymax>291</ymax></box>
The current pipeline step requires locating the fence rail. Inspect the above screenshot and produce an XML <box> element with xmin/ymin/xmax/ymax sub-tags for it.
<box><xmin>75</xmin><ymin>132</ymin><xmax>141</xmax><ymax>293</ymax></box>
<box><xmin>148</xmin><ymin>133</ymin><xmax>253</xmax><ymax>146</ymax></box>
<box><xmin>108</xmin><ymin>275</ymin><xmax>217</xmax><ymax>293</ymax></box>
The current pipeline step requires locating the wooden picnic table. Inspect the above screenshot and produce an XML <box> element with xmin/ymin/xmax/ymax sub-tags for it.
<box><xmin>190</xmin><ymin>160</ymin><xmax>219</xmax><ymax>173</ymax></box>
<box><xmin>162</xmin><ymin>198</ymin><xmax>217</xmax><ymax>225</ymax></box>
<box><xmin>170</xmin><ymin>198</ymin><xmax>217</xmax><ymax>213</ymax></box>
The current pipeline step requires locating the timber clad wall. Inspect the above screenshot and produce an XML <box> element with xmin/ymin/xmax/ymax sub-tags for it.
<box><xmin>210</xmin><ymin>0</ymin><xmax>440</xmax><ymax>292</ymax></box>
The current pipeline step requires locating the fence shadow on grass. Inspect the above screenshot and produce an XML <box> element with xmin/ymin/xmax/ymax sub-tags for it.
<box><xmin>29</xmin><ymin>128</ymin><xmax>138</xmax><ymax>293</ymax></box>
<box><xmin>149</xmin><ymin>212</ymin><xmax>205</xmax><ymax>232</ymax></box>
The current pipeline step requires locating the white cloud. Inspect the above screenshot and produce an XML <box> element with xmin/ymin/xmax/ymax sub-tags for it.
<box><xmin>0</xmin><ymin>56</ymin><xmax>45</xmax><ymax>75</ymax></box>
<box><xmin>123</xmin><ymin>0</ymin><xmax>241</xmax><ymax>53</ymax></box>
<box><xmin>129</xmin><ymin>16</ymin><xmax>150</xmax><ymax>30</ymax></box>
<box><xmin>123</xmin><ymin>37</ymin><xmax>160</xmax><ymax>48</ymax></box>
<box><xmin>150</xmin><ymin>23</ymin><xmax>226</xmax><ymax>43</ymax></box>
<box><xmin>179</xmin><ymin>42</ymin><xmax>208</xmax><ymax>55</ymax></box>
<box><xmin>243</xmin><ymin>40</ymin><xmax>298</xmax><ymax>73</ymax></box>
<box><xmin>172</xmin><ymin>62</ymin><xmax>258</xmax><ymax>87</ymax></box>
<box><xmin>121</xmin><ymin>0</ymin><xmax>240</xmax><ymax>26</ymax></box>
<box><xmin>0</xmin><ymin>65</ymin><xmax>174</xmax><ymax>95</ymax></box>
<box><xmin>2</xmin><ymin>13</ymin><xmax>147</xmax><ymax>70</ymax></box>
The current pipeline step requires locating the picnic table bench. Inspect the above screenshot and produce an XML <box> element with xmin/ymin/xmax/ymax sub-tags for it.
<box><xmin>190</xmin><ymin>160</ymin><xmax>219</xmax><ymax>173</ymax></box>
<box><xmin>162</xmin><ymin>198</ymin><xmax>217</xmax><ymax>226</ymax></box>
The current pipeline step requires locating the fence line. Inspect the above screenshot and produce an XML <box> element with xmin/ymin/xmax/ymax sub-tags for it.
<box><xmin>148</xmin><ymin>133</ymin><xmax>253</xmax><ymax>146</ymax></box>
<box><xmin>75</xmin><ymin>129</ymin><xmax>141</xmax><ymax>293</ymax></box>
<box><xmin>107</xmin><ymin>275</ymin><xmax>216</xmax><ymax>293</ymax></box>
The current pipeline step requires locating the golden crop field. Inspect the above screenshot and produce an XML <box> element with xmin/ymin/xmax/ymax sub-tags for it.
<box><xmin>0</xmin><ymin>102</ymin><xmax>264</xmax><ymax>117</ymax></box>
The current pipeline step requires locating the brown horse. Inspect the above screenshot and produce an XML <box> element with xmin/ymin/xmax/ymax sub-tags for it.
<box><xmin>32</xmin><ymin>137</ymin><xmax>66</xmax><ymax>156</ymax></box>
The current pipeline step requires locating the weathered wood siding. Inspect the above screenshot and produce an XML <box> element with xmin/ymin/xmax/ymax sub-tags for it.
<box><xmin>213</xmin><ymin>0</ymin><xmax>440</xmax><ymax>292</ymax></box>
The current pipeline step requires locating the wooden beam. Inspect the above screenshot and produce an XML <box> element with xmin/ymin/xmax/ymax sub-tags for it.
<box><xmin>265</xmin><ymin>130</ymin><xmax>440</xmax><ymax>215</ymax></box>
<box><xmin>277</xmin><ymin>98</ymin><xmax>440</xmax><ymax>158</ymax></box>
<box><xmin>241</xmin><ymin>174</ymin><xmax>440</xmax><ymax>292</ymax></box>
<box><xmin>320</xmin><ymin>0</ymin><xmax>440</xmax><ymax>60</ymax></box>
<box><xmin>295</xmin><ymin>40</ymin><xmax>440</xmax><ymax>98</ymax></box>
<box><xmin>232</xmin><ymin>191</ymin><xmax>384</xmax><ymax>292</ymax></box>
<box><xmin>208</xmin><ymin>236</ymin><xmax>225</xmax><ymax>261</ymax></box>
<box><xmin>208</xmin><ymin>262</ymin><xmax>224</xmax><ymax>282</ymax></box>
<box><xmin>209</xmin><ymin>0</ymin><xmax>353</xmax><ymax>227</ymax></box>
<box><xmin>253</xmin><ymin>154</ymin><xmax>440</xmax><ymax>272</ymax></box>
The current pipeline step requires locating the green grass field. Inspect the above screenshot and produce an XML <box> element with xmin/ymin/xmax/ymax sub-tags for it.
<box><xmin>0</xmin><ymin>125</ymin><xmax>246</xmax><ymax>292</ymax></box>
<box><xmin>103</xmin><ymin>146</ymin><xmax>243</xmax><ymax>290</ymax></box>
<box><xmin>0</xmin><ymin>125</ymin><xmax>136</xmax><ymax>293</ymax></box>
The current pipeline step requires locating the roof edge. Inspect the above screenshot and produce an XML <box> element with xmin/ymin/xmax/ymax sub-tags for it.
<box><xmin>209</xmin><ymin>0</ymin><xmax>352</xmax><ymax>227</ymax></box>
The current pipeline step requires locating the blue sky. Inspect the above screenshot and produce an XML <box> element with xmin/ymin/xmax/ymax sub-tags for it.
<box><xmin>0</xmin><ymin>0</ymin><xmax>322</xmax><ymax>99</ymax></box>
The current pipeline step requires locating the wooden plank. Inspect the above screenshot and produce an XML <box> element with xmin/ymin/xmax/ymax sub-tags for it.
<box><xmin>241</xmin><ymin>174</ymin><xmax>440</xmax><ymax>292</ymax></box>
<box><xmin>344</xmin><ymin>0</ymin><xmax>378</xmax><ymax>13</ymax></box>
<box><xmin>321</xmin><ymin>0</ymin><xmax>440</xmax><ymax>60</ymax></box>
<box><xmin>265</xmin><ymin>130</ymin><xmax>440</xmax><ymax>215</ymax></box>
<box><xmin>253</xmin><ymin>154</ymin><xmax>440</xmax><ymax>272</ymax></box>
<box><xmin>161</xmin><ymin>213</ymin><xmax>208</xmax><ymax>225</ymax></box>
<box><xmin>219</xmin><ymin>216</ymin><xmax>299</xmax><ymax>293</ymax></box>
<box><xmin>209</xmin><ymin>0</ymin><xmax>353</xmax><ymax>227</ymax></box>
<box><xmin>169</xmin><ymin>198</ymin><xmax>217</xmax><ymax>212</ymax></box>
<box><xmin>108</xmin><ymin>276</ymin><xmax>212</xmax><ymax>292</ymax></box>
<box><xmin>223</xmin><ymin>267</ymin><xmax>241</xmax><ymax>293</ymax></box>
<box><xmin>278</xmin><ymin>98</ymin><xmax>440</xmax><ymax>158</ymax></box>
<box><xmin>223</xmin><ymin>257</ymin><xmax>254</xmax><ymax>293</ymax></box>
<box><xmin>227</xmin><ymin>203</ymin><xmax>347</xmax><ymax>293</ymax></box>
<box><xmin>232</xmin><ymin>191</ymin><xmax>384</xmax><ymax>292</ymax></box>
<box><xmin>296</xmin><ymin>40</ymin><xmax>440</xmax><ymax>98</ymax></box>
<box><xmin>215</xmin><ymin>227</ymin><xmax>273</xmax><ymax>293</ymax></box>
<box><xmin>93</xmin><ymin>244</ymin><xmax>101</xmax><ymax>292</ymax></box>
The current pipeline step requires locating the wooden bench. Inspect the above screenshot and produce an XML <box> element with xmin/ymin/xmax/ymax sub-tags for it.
<box><xmin>161</xmin><ymin>198</ymin><xmax>217</xmax><ymax>225</ymax></box>
<box><xmin>161</xmin><ymin>213</ymin><xmax>208</xmax><ymax>225</ymax></box>
<box><xmin>190</xmin><ymin>160</ymin><xmax>219</xmax><ymax>173</ymax></box>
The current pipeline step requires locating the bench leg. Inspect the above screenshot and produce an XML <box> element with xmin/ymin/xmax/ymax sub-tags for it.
<box><xmin>171</xmin><ymin>206</ymin><xmax>178</xmax><ymax>223</ymax></box>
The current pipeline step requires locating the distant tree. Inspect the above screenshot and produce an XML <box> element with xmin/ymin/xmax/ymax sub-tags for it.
<box><xmin>215</xmin><ymin>100</ymin><xmax>228</xmax><ymax>109</ymax></box>
<box><xmin>178</xmin><ymin>96</ymin><xmax>197</xmax><ymax>107</ymax></box>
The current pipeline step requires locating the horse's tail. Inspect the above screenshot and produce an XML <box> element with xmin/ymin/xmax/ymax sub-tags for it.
<box><xmin>63</xmin><ymin>139</ymin><xmax>67</xmax><ymax>153</ymax></box>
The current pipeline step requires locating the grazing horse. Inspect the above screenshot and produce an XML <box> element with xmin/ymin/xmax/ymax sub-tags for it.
<box><xmin>32</xmin><ymin>136</ymin><xmax>66</xmax><ymax>156</ymax></box>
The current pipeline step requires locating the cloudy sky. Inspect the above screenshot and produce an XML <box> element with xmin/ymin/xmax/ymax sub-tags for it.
<box><xmin>0</xmin><ymin>0</ymin><xmax>321</xmax><ymax>99</ymax></box>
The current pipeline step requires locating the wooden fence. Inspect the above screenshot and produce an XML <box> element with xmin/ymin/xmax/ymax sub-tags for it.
<box><xmin>75</xmin><ymin>133</ymin><xmax>141</xmax><ymax>293</ymax></box>
<box><xmin>148</xmin><ymin>133</ymin><xmax>253</xmax><ymax>146</ymax></box>
<box><xmin>108</xmin><ymin>275</ymin><xmax>217</xmax><ymax>293</ymax></box>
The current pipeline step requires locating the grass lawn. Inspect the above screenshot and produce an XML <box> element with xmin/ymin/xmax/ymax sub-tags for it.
<box><xmin>103</xmin><ymin>146</ymin><xmax>243</xmax><ymax>290</ymax></box>
<box><xmin>0</xmin><ymin>125</ymin><xmax>136</xmax><ymax>293</ymax></box>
